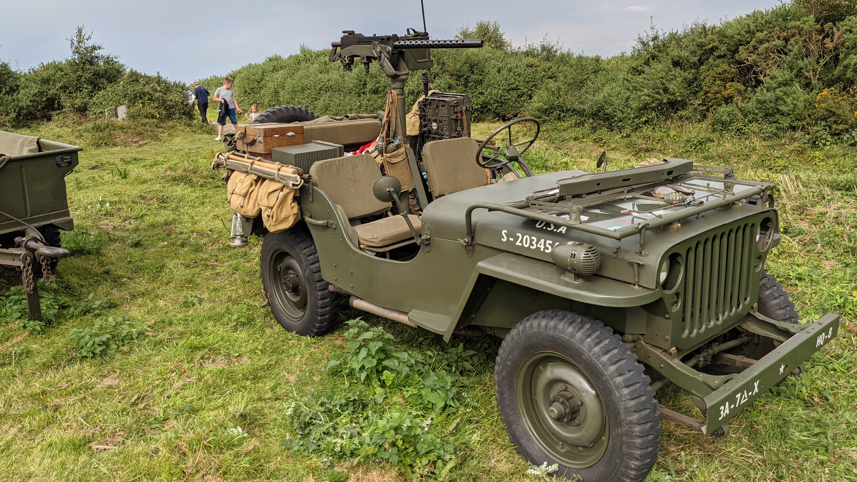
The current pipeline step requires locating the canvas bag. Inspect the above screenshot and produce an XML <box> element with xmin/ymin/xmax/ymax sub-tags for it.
<box><xmin>227</xmin><ymin>171</ymin><xmax>262</xmax><ymax>217</ymax></box>
<box><xmin>405</xmin><ymin>89</ymin><xmax>440</xmax><ymax>137</ymax></box>
<box><xmin>257</xmin><ymin>178</ymin><xmax>301</xmax><ymax>232</ymax></box>
<box><xmin>377</xmin><ymin>91</ymin><xmax>415</xmax><ymax>191</ymax></box>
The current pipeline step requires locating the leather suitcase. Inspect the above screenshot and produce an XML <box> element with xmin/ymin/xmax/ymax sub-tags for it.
<box><xmin>236</xmin><ymin>124</ymin><xmax>305</xmax><ymax>156</ymax></box>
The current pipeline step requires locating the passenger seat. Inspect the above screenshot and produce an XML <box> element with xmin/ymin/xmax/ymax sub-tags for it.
<box><xmin>309</xmin><ymin>154</ymin><xmax>421</xmax><ymax>250</ymax></box>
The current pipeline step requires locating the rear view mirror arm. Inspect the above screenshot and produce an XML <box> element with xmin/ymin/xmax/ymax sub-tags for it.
<box><xmin>386</xmin><ymin>188</ymin><xmax>422</xmax><ymax>245</ymax></box>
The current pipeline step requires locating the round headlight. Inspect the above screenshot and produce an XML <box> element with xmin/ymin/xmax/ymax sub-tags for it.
<box><xmin>757</xmin><ymin>217</ymin><xmax>774</xmax><ymax>251</ymax></box>
<box><xmin>659</xmin><ymin>259</ymin><xmax>670</xmax><ymax>285</ymax></box>
<box><xmin>659</xmin><ymin>253</ymin><xmax>683</xmax><ymax>293</ymax></box>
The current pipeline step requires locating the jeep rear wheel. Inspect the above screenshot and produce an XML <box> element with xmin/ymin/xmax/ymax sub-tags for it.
<box><xmin>495</xmin><ymin>310</ymin><xmax>660</xmax><ymax>482</ymax></box>
<box><xmin>260</xmin><ymin>226</ymin><xmax>336</xmax><ymax>336</ymax></box>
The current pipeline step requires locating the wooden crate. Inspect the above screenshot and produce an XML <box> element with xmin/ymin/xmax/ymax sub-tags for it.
<box><xmin>236</xmin><ymin>124</ymin><xmax>304</xmax><ymax>155</ymax></box>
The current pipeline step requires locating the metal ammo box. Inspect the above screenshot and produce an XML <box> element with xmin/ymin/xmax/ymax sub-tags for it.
<box><xmin>272</xmin><ymin>141</ymin><xmax>344</xmax><ymax>172</ymax></box>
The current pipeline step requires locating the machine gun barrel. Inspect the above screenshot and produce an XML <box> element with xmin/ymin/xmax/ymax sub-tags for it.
<box><xmin>393</xmin><ymin>39</ymin><xmax>483</xmax><ymax>49</ymax></box>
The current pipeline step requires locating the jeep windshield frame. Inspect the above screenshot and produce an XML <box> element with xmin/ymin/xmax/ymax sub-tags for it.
<box><xmin>462</xmin><ymin>159</ymin><xmax>773</xmax><ymax>245</ymax></box>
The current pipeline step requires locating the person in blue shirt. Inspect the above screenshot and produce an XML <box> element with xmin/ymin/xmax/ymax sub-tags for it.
<box><xmin>192</xmin><ymin>81</ymin><xmax>210</xmax><ymax>124</ymax></box>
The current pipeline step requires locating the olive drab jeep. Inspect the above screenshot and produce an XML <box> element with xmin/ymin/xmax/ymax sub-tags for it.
<box><xmin>214</xmin><ymin>30</ymin><xmax>841</xmax><ymax>482</ymax></box>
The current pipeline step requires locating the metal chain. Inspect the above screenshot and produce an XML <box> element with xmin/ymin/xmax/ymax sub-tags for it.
<box><xmin>21</xmin><ymin>256</ymin><xmax>35</xmax><ymax>294</ymax></box>
<box><xmin>39</xmin><ymin>255</ymin><xmax>52</xmax><ymax>286</ymax></box>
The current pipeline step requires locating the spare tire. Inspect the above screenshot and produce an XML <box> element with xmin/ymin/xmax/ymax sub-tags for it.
<box><xmin>252</xmin><ymin>105</ymin><xmax>317</xmax><ymax>124</ymax></box>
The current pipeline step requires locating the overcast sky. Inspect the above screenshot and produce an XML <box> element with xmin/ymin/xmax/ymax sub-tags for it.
<box><xmin>1</xmin><ymin>0</ymin><xmax>781</xmax><ymax>84</ymax></box>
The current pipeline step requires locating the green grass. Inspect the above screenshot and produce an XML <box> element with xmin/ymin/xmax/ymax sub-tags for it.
<box><xmin>1</xmin><ymin>119</ymin><xmax>856</xmax><ymax>481</ymax></box>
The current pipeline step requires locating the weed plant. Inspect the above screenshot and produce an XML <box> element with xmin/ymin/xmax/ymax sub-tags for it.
<box><xmin>284</xmin><ymin>320</ymin><xmax>494</xmax><ymax>480</ymax></box>
<box><xmin>68</xmin><ymin>316</ymin><xmax>143</xmax><ymax>359</ymax></box>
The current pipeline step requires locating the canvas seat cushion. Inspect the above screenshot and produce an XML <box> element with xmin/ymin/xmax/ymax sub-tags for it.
<box><xmin>353</xmin><ymin>215</ymin><xmax>422</xmax><ymax>247</ymax></box>
<box><xmin>300</xmin><ymin>116</ymin><xmax>382</xmax><ymax>146</ymax></box>
<box><xmin>309</xmin><ymin>154</ymin><xmax>390</xmax><ymax>219</ymax></box>
<box><xmin>422</xmin><ymin>137</ymin><xmax>488</xmax><ymax>196</ymax></box>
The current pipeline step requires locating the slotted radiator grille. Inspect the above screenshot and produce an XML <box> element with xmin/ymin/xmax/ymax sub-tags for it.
<box><xmin>680</xmin><ymin>222</ymin><xmax>756</xmax><ymax>339</ymax></box>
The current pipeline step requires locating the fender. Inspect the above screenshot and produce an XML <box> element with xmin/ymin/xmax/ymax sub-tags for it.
<box><xmin>442</xmin><ymin>253</ymin><xmax>661</xmax><ymax>341</ymax></box>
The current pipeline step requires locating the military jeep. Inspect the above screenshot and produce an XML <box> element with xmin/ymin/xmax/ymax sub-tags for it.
<box><xmin>225</xmin><ymin>31</ymin><xmax>840</xmax><ymax>482</ymax></box>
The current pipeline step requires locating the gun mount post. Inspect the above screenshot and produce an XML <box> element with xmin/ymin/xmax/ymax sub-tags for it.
<box><xmin>329</xmin><ymin>31</ymin><xmax>482</xmax><ymax>207</ymax></box>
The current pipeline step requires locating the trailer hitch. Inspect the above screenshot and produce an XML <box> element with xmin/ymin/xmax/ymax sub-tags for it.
<box><xmin>1</xmin><ymin>235</ymin><xmax>70</xmax><ymax>321</ymax></box>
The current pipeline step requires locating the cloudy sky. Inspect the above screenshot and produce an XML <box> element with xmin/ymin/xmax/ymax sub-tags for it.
<box><xmin>1</xmin><ymin>0</ymin><xmax>780</xmax><ymax>84</ymax></box>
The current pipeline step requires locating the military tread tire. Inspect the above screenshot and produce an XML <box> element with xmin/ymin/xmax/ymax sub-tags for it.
<box><xmin>732</xmin><ymin>272</ymin><xmax>800</xmax><ymax>361</ymax></box>
<box><xmin>758</xmin><ymin>272</ymin><xmax>799</xmax><ymax>324</ymax></box>
<box><xmin>251</xmin><ymin>105</ymin><xmax>317</xmax><ymax>125</ymax></box>
<box><xmin>495</xmin><ymin>310</ymin><xmax>660</xmax><ymax>482</ymax></box>
<box><xmin>260</xmin><ymin>226</ymin><xmax>336</xmax><ymax>336</ymax></box>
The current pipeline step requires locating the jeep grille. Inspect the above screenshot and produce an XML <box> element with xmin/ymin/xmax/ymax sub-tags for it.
<box><xmin>679</xmin><ymin>221</ymin><xmax>757</xmax><ymax>339</ymax></box>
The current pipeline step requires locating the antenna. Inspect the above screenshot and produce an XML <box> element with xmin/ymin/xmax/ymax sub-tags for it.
<box><xmin>420</xmin><ymin>0</ymin><xmax>427</xmax><ymax>32</ymax></box>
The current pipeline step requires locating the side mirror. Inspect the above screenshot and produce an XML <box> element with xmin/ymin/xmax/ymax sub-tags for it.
<box><xmin>373</xmin><ymin>176</ymin><xmax>402</xmax><ymax>203</ymax></box>
<box><xmin>372</xmin><ymin>175</ymin><xmax>421</xmax><ymax>246</ymax></box>
<box><xmin>596</xmin><ymin>151</ymin><xmax>608</xmax><ymax>173</ymax></box>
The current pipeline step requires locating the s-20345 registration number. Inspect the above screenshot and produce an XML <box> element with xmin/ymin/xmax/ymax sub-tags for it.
<box><xmin>500</xmin><ymin>230</ymin><xmax>559</xmax><ymax>254</ymax></box>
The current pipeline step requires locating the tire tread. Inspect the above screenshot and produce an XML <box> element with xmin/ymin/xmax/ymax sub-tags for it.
<box><xmin>494</xmin><ymin>310</ymin><xmax>660</xmax><ymax>482</ymax></box>
<box><xmin>260</xmin><ymin>226</ymin><xmax>336</xmax><ymax>336</ymax></box>
<box><xmin>252</xmin><ymin>105</ymin><xmax>317</xmax><ymax>125</ymax></box>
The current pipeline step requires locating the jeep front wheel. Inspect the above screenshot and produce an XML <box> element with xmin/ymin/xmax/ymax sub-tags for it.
<box><xmin>260</xmin><ymin>226</ymin><xmax>336</xmax><ymax>336</ymax></box>
<box><xmin>495</xmin><ymin>310</ymin><xmax>660</xmax><ymax>482</ymax></box>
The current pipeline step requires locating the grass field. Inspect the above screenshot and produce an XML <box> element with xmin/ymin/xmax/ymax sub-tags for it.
<box><xmin>1</xmin><ymin>119</ymin><xmax>856</xmax><ymax>481</ymax></box>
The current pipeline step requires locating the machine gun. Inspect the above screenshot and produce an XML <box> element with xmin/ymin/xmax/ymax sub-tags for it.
<box><xmin>330</xmin><ymin>29</ymin><xmax>483</xmax><ymax>207</ymax></box>
<box><xmin>330</xmin><ymin>29</ymin><xmax>482</xmax><ymax>76</ymax></box>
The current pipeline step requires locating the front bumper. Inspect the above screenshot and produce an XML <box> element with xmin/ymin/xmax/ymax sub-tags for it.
<box><xmin>637</xmin><ymin>312</ymin><xmax>840</xmax><ymax>435</ymax></box>
<box><xmin>703</xmin><ymin>313</ymin><xmax>839</xmax><ymax>432</ymax></box>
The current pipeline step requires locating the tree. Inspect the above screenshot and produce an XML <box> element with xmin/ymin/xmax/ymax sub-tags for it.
<box><xmin>792</xmin><ymin>0</ymin><xmax>857</xmax><ymax>24</ymax></box>
<box><xmin>60</xmin><ymin>26</ymin><xmax>125</xmax><ymax>114</ymax></box>
<box><xmin>456</xmin><ymin>20</ymin><xmax>511</xmax><ymax>50</ymax></box>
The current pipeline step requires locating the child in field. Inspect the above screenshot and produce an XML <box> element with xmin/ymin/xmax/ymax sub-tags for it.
<box><xmin>246</xmin><ymin>104</ymin><xmax>261</xmax><ymax>122</ymax></box>
<box><xmin>213</xmin><ymin>77</ymin><xmax>242</xmax><ymax>141</ymax></box>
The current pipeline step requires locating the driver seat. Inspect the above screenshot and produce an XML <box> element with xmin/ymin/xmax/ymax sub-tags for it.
<box><xmin>422</xmin><ymin>138</ymin><xmax>489</xmax><ymax>197</ymax></box>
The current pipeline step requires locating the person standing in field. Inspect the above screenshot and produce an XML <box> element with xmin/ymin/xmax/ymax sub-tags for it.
<box><xmin>193</xmin><ymin>81</ymin><xmax>210</xmax><ymax>124</ymax></box>
<box><xmin>213</xmin><ymin>77</ymin><xmax>242</xmax><ymax>141</ymax></box>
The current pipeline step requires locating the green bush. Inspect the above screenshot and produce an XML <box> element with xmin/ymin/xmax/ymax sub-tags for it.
<box><xmin>4</xmin><ymin>26</ymin><xmax>194</xmax><ymax>127</ymax></box>
<box><xmin>794</xmin><ymin>0</ymin><xmax>857</xmax><ymax>24</ymax></box>
<box><xmin>7</xmin><ymin>6</ymin><xmax>856</xmax><ymax>142</ymax></box>
<box><xmin>214</xmin><ymin>5</ymin><xmax>856</xmax><ymax>142</ymax></box>
<box><xmin>89</xmin><ymin>70</ymin><xmax>194</xmax><ymax>120</ymax></box>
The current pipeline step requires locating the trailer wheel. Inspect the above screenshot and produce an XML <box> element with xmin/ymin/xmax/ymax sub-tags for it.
<box><xmin>260</xmin><ymin>226</ymin><xmax>336</xmax><ymax>336</ymax></box>
<box><xmin>252</xmin><ymin>105</ymin><xmax>317</xmax><ymax>125</ymax></box>
<box><xmin>495</xmin><ymin>310</ymin><xmax>660</xmax><ymax>482</ymax></box>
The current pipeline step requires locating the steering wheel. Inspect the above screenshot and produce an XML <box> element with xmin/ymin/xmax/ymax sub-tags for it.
<box><xmin>476</xmin><ymin>117</ymin><xmax>539</xmax><ymax>177</ymax></box>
